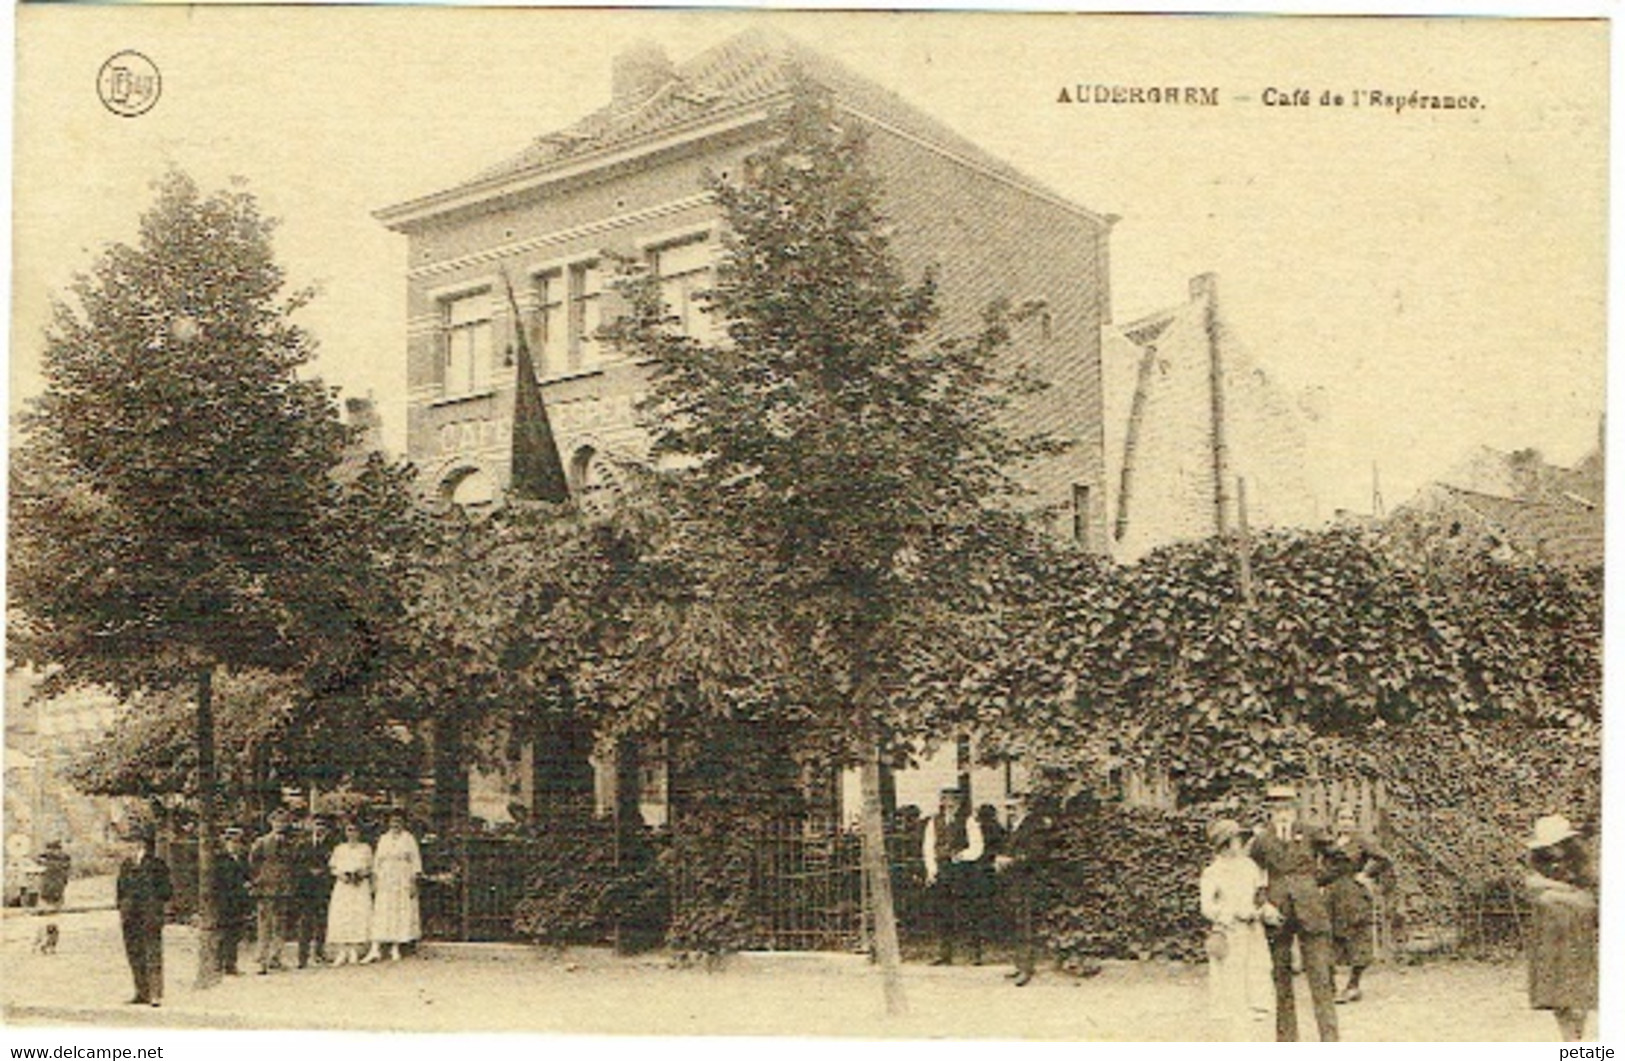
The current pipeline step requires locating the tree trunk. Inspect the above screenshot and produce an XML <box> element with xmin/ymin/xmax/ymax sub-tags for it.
<box><xmin>194</xmin><ymin>665</ymin><xmax>221</xmax><ymax>988</ymax></box>
<box><xmin>859</xmin><ymin>731</ymin><xmax>907</xmax><ymax>1016</ymax></box>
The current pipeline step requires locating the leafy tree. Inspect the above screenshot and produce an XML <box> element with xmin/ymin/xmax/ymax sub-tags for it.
<box><xmin>66</xmin><ymin>668</ymin><xmax>423</xmax><ymax>813</ymax></box>
<box><xmin>603</xmin><ymin>82</ymin><xmax>1063</xmax><ymax>1013</ymax></box>
<box><xmin>981</xmin><ymin>525</ymin><xmax>1601</xmax><ymax>802</ymax></box>
<box><xmin>9</xmin><ymin>171</ymin><xmax>418</xmax><ymax>987</ymax></box>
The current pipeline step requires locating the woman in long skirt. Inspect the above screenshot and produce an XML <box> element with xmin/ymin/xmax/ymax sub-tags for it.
<box><xmin>1525</xmin><ymin>815</ymin><xmax>1597</xmax><ymax>1041</ymax></box>
<box><xmin>326</xmin><ymin>821</ymin><xmax>373</xmax><ymax>965</ymax></box>
<box><xmin>1200</xmin><ymin>818</ymin><xmax>1273</xmax><ymax>1040</ymax></box>
<box><xmin>363</xmin><ymin>811</ymin><xmax>421</xmax><ymax>963</ymax></box>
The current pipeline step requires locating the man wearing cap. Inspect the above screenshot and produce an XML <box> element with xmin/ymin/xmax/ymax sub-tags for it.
<box><xmin>293</xmin><ymin>818</ymin><xmax>336</xmax><ymax>968</ymax></box>
<box><xmin>116</xmin><ymin>826</ymin><xmax>171</xmax><ymax>1007</ymax></box>
<box><xmin>248</xmin><ymin>808</ymin><xmax>299</xmax><ymax>973</ymax></box>
<box><xmin>922</xmin><ymin>787</ymin><xmax>983</xmax><ymax>965</ymax></box>
<box><xmin>998</xmin><ymin>792</ymin><xmax>1060</xmax><ymax>987</ymax></box>
<box><xmin>214</xmin><ymin>826</ymin><xmax>251</xmax><ymax>975</ymax></box>
<box><xmin>1248</xmin><ymin>784</ymin><xmax>1338</xmax><ymax>1041</ymax></box>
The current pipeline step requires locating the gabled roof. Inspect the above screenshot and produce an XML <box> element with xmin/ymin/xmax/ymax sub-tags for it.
<box><xmin>1395</xmin><ymin>444</ymin><xmax>1605</xmax><ymax>568</ymax></box>
<box><xmin>1414</xmin><ymin>482</ymin><xmax>1603</xmax><ymax>568</ymax></box>
<box><xmin>381</xmin><ymin>29</ymin><xmax>1104</xmax><ymax>229</ymax></box>
<box><xmin>1115</xmin><ymin>309</ymin><xmax>1177</xmax><ymax>349</ymax></box>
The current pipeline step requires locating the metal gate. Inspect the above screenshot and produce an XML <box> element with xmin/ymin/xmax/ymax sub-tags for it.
<box><xmin>670</xmin><ymin>819</ymin><xmax>866</xmax><ymax>951</ymax></box>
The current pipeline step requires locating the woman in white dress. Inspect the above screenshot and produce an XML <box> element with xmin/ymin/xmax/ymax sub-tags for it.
<box><xmin>363</xmin><ymin>811</ymin><xmax>422</xmax><ymax>963</ymax></box>
<box><xmin>326</xmin><ymin>820</ymin><xmax>373</xmax><ymax>965</ymax></box>
<box><xmin>1200</xmin><ymin>818</ymin><xmax>1274</xmax><ymax>1040</ymax></box>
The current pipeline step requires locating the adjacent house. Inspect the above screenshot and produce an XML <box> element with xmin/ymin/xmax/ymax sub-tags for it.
<box><xmin>376</xmin><ymin>31</ymin><xmax>1117</xmax><ymax>831</ymax></box>
<box><xmin>1101</xmin><ymin>273</ymin><xmax>1318</xmax><ymax>562</ymax></box>
<box><xmin>1388</xmin><ymin>435</ymin><xmax>1605</xmax><ymax>568</ymax></box>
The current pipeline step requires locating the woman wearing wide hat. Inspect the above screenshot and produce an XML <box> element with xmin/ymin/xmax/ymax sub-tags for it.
<box><xmin>1524</xmin><ymin>814</ymin><xmax>1597</xmax><ymax>1041</ymax></box>
<box><xmin>1200</xmin><ymin>817</ymin><xmax>1273</xmax><ymax>1039</ymax></box>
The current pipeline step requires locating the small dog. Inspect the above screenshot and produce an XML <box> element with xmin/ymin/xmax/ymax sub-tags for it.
<box><xmin>34</xmin><ymin>922</ymin><xmax>60</xmax><ymax>955</ymax></box>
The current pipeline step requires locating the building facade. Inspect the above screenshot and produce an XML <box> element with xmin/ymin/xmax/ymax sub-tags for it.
<box><xmin>377</xmin><ymin>31</ymin><xmax>1115</xmax><ymax>828</ymax></box>
<box><xmin>1101</xmin><ymin>274</ymin><xmax>1317</xmax><ymax>561</ymax></box>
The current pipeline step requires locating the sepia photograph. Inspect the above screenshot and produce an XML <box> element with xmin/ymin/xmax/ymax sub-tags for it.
<box><xmin>2</xmin><ymin>4</ymin><xmax>1612</xmax><ymax>1048</ymax></box>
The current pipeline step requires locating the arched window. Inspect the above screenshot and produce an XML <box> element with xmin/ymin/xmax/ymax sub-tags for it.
<box><xmin>440</xmin><ymin>465</ymin><xmax>496</xmax><ymax>509</ymax></box>
<box><xmin>569</xmin><ymin>446</ymin><xmax>623</xmax><ymax>515</ymax></box>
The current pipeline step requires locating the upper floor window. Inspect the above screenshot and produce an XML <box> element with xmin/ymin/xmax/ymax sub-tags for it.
<box><xmin>651</xmin><ymin>236</ymin><xmax>716</xmax><ymax>342</ymax></box>
<box><xmin>533</xmin><ymin>270</ymin><xmax>565</xmax><ymax>377</ymax></box>
<box><xmin>442</xmin><ymin>290</ymin><xmax>493</xmax><ymax>398</ymax></box>
<box><xmin>569</xmin><ymin>261</ymin><xmax>604</xmax><ymax>371</ymax></box>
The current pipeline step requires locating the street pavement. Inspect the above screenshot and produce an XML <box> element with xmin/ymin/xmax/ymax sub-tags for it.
<box><xmin>0</xmin><ymin>902</ymin><xmax>1587</xmax><ymax>1041</ymax></box>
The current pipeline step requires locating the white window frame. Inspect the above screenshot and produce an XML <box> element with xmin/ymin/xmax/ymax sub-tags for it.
<box><xmin>530</xmin><ymin>268</ymin><xmax>565</xmax><ymax>378</ymax></box>
<box><xmin>527</xmin><ymin>255</ymin><xmax>610</xmax><ymax>378</ymax></box>
<box><xmin>429</xmin><ymin>281</ymin><xmax>497</xmax><ymax>402</ymax></box>
<box><xmin>641</xmin><ymin>225</ymin><xmax>721</xmax><ymax>344</ymax></box>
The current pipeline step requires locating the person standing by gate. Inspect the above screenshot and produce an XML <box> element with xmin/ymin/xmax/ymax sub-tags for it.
<box><xmin>922</xmin><ymin>788</ymin><xmax>982</xmax><ymax>965</ymax></box>
<box><xmin>327</xmin><ymin>819</ymin><xmax>374</xmax><ymax>965</ymax></box>
<box><xmin>1322</xmin><ymin>806</ymin><xmax>1391</xmax><ymax>1003</ymax></box>
<box><xmin>214</xmin><ymin>827</ymin><xmax>251</xmax><ymax>975</ymax></box>
<box><xmin>248</xmin><ymin>808</ymin><xmax>299</xmax><ymax>973</ymax></box>
<box><xmin>1200</xmin><ymin>818</ymin><xmax>1273</xmax><ymax>1039</ymax></box>
<box><xmin>998</xmin><ymin>792</ymin><xmax>1058</xmax><ymax>986</ymax></box>
<box><xmin>116</xmin><ymin>826</ymin><xmax>171</xmax><ymax>1007</ymax></box>
<box><xmin>968</xmin><ymin>803</ymin><xmax>1005</xmax><ymax>965</ymax></box>
<box><xmin>1248</xmin><ymin>784</ymin><xmax>1338</xmax><ymax>1042</ymax></box>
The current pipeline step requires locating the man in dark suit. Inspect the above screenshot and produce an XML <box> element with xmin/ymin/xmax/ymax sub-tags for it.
<box><xmin>116</xmin><ymin>826</ymin><xmax>172</xmax><ymax>1007</ymax></box>
<box><xmin>998</xmin><ymin>792</ymin><xmax>1059</xmax><ymax>986</ymax></box>
<box><xmin>294</xmin><ymin>818</ymin><xmax>335</xmax><ymax>968</ymax></box>
<box><xmin>248</xmin><ymin>808</ymin><xmax>298</xmax><ymax>974</ymax></box>
<box><xmin>1249</xmin><ymin>784</ymin><xmax>1338</xmax><ymax>1042</ymax></box>
<box><xmin>214</xmin><ymin>827</ymin><xmax>251</xmax><ymax>975</ymax></box>
<box><xmin>922</xmin><ymin>787</ymin><xmax>983</xmax><ymax>965</ymax></box>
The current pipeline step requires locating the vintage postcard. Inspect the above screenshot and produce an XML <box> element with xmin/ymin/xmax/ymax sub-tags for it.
<box><xmin>3</xmin><ymin>5</ymin><xmax>1612</xmax><ymax>1052</ymax></box>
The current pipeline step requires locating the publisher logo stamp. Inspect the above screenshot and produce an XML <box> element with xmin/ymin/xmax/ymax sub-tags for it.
<box><xmin>97</xmin><ymin>51</ymin><xmax>161</xmax><ymax>117</ymax></box>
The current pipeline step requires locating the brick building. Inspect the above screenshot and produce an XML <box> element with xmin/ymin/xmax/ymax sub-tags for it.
<box><xmin>376</xmin><ymin>31</ymin><xmax>1114</xmax><ymax>829</ymax></box>
<box><xmin>1101</xmin><ymin>273</ymin><xmax>1317</xmax><ymax>561</ymax></box>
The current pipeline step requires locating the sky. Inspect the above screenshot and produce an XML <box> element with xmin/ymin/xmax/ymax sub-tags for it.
<box><xmin>7</xmin><ymin>8</ymin><xmax>1608</xmax><ymax>522</ymax></box>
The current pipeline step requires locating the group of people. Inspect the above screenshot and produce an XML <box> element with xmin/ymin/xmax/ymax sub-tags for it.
<box><xmin>919</xmin><ymin>792</ymin><xmax>1006</xmax><ymax>968</ymax></box>
<box><xmin>919</xmin><ymin>781</ymin><xmax>1597</xmax><ymax>1043</ymax></box>
<box><xmin>92</xmin><ymin>786</ymin><xmax>1600</xmax><ymax>1038</ymax></box>
<box><xmin>1198</xmin><ymin>786</ymin><xmax>1597</xmax><ymax>1042</ymax></box>
<box><xmin>1197</xmin><ymin>785</ymin><xmax>1389</xmax><ymax>1042</ymax></box>
<box><xmin>110</xmin><ymin>807</ymin><xmax>425</xmax><ymax>1007</ymax></box>
<box><xmin>219</xmin><ymin>807</ymin><xmax>424</xmax><ymax>974</ymax></box>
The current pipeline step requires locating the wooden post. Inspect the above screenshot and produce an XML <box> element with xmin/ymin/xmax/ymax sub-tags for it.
<box><xmin>1236</xmin><ymin>476</ymin><xmax>1255</xmax><ymax>608</ymax></box>
<box><xmin>1198</xmin><ymin>274</ymin><xmax>1232</xmax><ymax>537</ymax></box>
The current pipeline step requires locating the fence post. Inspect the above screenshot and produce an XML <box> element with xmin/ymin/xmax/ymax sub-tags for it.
<box><xmin>459</xmin><ymin>832</ymin><xmax>471</xmax><ymax>943</ymax></box>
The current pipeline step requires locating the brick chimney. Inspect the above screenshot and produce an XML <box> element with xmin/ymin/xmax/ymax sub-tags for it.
<box><xmin>612</xmin><ymin>41</ymin><xmax>674</xmax><ymax>111</ymax></box>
